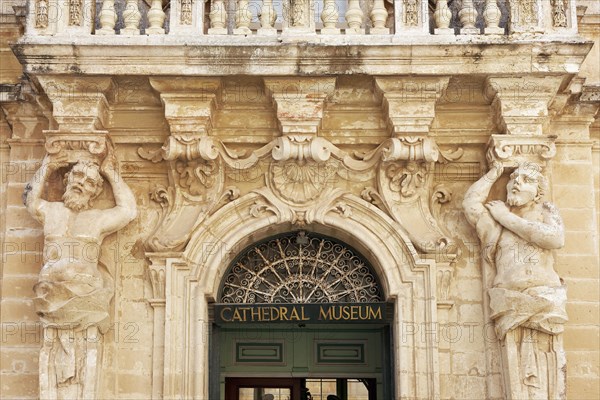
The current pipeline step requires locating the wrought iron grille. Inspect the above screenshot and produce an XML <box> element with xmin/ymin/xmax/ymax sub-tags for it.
<box><xmin>220</xmin><ymin>231</ymin><xmax>382</xmax><ymax>304</ymax></box>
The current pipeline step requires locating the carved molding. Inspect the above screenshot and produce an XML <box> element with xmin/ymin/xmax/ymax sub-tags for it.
<box><xmin>486</xmin><ymin>134</ymin><xmax>557</xmax><ymax>168</ymax></box>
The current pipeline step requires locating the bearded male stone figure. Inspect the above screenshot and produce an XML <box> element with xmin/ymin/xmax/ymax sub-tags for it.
<box><xmin>25</xmin><ymin>149</ymin><xmax>137</xmax><ymax>399</ymax></box>
<box><xmin>463</xmin><ymin>162</ymin><xmax>567</xmax><ymax>399</ymax></box>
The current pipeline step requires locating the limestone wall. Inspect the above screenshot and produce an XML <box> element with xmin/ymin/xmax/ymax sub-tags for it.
<box><xmin>0</xmin><ymin>3</ymin><xmax>599</xmax><ymax>400</ymax></box>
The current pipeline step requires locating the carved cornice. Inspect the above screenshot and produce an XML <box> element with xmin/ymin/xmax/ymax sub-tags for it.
<box><xmin>14</xmin><ymin>41</ymin><xmax>593</xmax><ymax>77</ymax></box>
<box><xmin>486</xmin><ymin>134</ymin><xmax>557</xmax><ymax>168</ymax></box>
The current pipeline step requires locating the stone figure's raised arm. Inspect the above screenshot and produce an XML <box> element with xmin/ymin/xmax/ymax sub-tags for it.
<box><xmin>462</xmin><ymin>163</ymin><xmax>503</xmax><ymax>230</ymax></box>
<box><xmin>98</xmin><ymin>148</ymin><xmax>138</xmax><ymax>236</ymax></box>
<box><xmin>486</xmin><ymin>200</ymin><xmax>565</xmax><ymax>250</ymax></box>
<box><xmin>24</xmin><ymin>154</ymin><xmax>65</xmax><ymax>223</ymax></box>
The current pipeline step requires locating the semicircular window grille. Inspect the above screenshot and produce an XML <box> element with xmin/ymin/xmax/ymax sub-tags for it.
<box><xmin>219</xmin><ymin>231</ymin><xmax>383</xmax><ymax>304</ymax></box>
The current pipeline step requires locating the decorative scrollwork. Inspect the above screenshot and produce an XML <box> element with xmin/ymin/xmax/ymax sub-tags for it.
<box><xmin>387</xmin><ymin>161</ymin><xmax>426</xmax><ymax>201</ymax></box>
<box><xmin>175</xmin><ymin>160</ymin><xmax>217</xmax><ymax>195</ymax></box>
<box><xmin>220</xmin><ymin>231</ymin><xmax>382</xmax><ymax>304</ymax></box>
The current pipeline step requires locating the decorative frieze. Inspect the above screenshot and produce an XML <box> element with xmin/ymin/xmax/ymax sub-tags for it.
<box><xmin>181</xmin><ymin>0</ymin><xmax>193</xmax><ymax>25</ymax></box>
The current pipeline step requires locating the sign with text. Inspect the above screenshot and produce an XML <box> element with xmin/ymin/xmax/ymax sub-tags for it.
<box><xmin>214</xmin><ymin>303</ymin><xmax>390</xmax><ymax>324</ymax></box>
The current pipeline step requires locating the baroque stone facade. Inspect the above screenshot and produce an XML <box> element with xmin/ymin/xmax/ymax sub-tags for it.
<box><xmin>1</xmin><ymin>1</ymin><xmax>599</xmax><ymax>399</ymax></box>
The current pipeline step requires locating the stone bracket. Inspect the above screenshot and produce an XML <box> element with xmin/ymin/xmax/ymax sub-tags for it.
<box><xmin>486</xmin><ymin>76</ymin><xmax>565</xmax><ymax>136</ymax></box>
<box><xmin>374</xmin><ymin>76</ymin><xmax>450</xmax><ymax>136</ymax></box>
<box><xmin>486</xmin><ymin>134</ymin><xmax>557</xmax><ymax>169</ymax></box>
<box><xmin>149</xmin><ymin>77</ymin><xmax>222</xmax><ymax>137</ymax></box>
<box><xmin>263</xmin><ymin>77</ymin><xmax>337</xmax><ymax>135</ymax></box>
<box><xmin>35</xmin><ymin>76</ymin><xmax>114</xmax><ymax>131</ymax></box>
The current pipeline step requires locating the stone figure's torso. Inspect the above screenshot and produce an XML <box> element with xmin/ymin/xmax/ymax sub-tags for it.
<box><xmin>492</xmin><ymin>205</ymin><xmax>562</xmax><ymax>291</ymax></box>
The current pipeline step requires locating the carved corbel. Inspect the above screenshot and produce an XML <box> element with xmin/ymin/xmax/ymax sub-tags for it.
<box><xmin>35</xmin><ymin>76</ymin><xmax>114</xmax><ymax>132</ymax></box>
<box><xmin>366</xmin><ymin>78</ymin><xmax>460</xmax><ymax>254</ymax></box>
<box><xmin>263</xmin><ymin>77</ymin><xmax>336</xmax><ymax>135</ymax></box>
<box><xmin>361</xmin><ymin>137</ymin><xmax>462</xmax><ymax>253</ymax></box>
<box><xmin>486</xmin><ymin>76</ymin><xmax>565</xmax><ymax>136</ymax></box>
<box><xmin>139</xmin><ymin>78</ymin><xmax>242</xmax><ymax>252</ymax></box>
<box><xmin>486</xmin><ymin>134</ymin><xmax>557</xmax><ymax>169</ymax></box>
<box><xmin>373</xmin><ymin>76</ymin><xmax>450</xmax><ymax>136</ymax></box>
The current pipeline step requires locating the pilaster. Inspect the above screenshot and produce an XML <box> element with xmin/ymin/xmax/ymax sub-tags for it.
<box><xmin>145</xmin><ymin>253</ymin><xmax>170</xmax><ymax>400</ymax></box>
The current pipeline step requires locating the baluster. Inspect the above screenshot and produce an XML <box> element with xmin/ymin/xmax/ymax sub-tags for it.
<box><xmin>321</xmin><ymin>0</ymin><xmax>340</xmax><ymax>34</ymax></box>
<box><xmin>96</xmin><ymin>0</ymin><xmax>117</xmax><ymax>35</ymax></box>
<box><xmin>122</xmin><ymin>0</ymin><xmax>142</xmax><ymax>35</ymax></box>
<box><xmin>147</xmin><ymin>0</ymin><xmax>166</xmax><ymax>34</ymax></box>
<box><xmin>208</xmin><ymin>0</ymin><xmax>228</xmax><ymax>34</ymax></box>
<box><xmin>433</xmin><ymin>0</ymin><xmax>453</xmax><ymax>34</ymax></box>
<box><xmin>234</xmin><ymin>0</ymin><xmax>253</xmax><ymax>35</ymax></box>
<box><xmin>346</xmin><ymin>0</ymin><xmax>364</xmax><ymax>34</ymax></box>
<box><xmin>459</xmin><ymin>0</ymin><xmax>479</xmax><ymax>34</ymax></box>
<box><xmin>258</xmin><ymin>0</ymin><xmax>277</xmax><ymax>35</ymax></box>
<box><xmin>370</xmin><ymin>0</ymin><xmax>389</xmax><ymax>34</ymax></box>
<box><xmin>483</xmin><ymin>0</ymin><xmax>503</xmax><ymax>34</ymax></box>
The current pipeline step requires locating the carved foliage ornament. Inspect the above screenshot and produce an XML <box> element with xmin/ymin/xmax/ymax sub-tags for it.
<box><xmin>220</xmin><ymin>231</ymin><xmax>383</xmax><ymax>304</ymax></box>
<box><xmin>520</xmin><ymin>0</ymin><xmax>539</xmax><ymax>26</ymax></box>
<box><xmin>181</xmin><ymin>0</ymin><xmax>193</xmax><ymax>24</ymax></box>
<box><xmin>403</xmin><ymin>0</ymin><xmax>418</xmax><ymax>26</ymax></box>
<box><xmin>551</xmin><ymin>0</ymin><xmax>568</xmax><ymax>28</ymax></box>
<box><xmin>36</xmin><ymin>0</ymin><xmax>49</xmax><ymax>28</ymax></box>
<box><xmin>69</xmin><ymin>0</ymin><xmax>83</xmax><ymax>26</ymax></box>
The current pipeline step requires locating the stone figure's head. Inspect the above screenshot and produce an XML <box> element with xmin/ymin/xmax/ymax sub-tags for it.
<box><xmin>62</xmin><ymin>161</ymin><xmax>104</xmax><ymax>211</ymax></box>
<box><xmin>506</xmin><ymin>162</ymin><xmax>548</xmax><ymax>207</ymax></box>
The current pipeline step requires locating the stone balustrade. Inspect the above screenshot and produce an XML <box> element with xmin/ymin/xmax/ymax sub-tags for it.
<box><xmin>26</xmin><ymin>0</ymin><xmax>578</xmax><ymax>37</ymax></box>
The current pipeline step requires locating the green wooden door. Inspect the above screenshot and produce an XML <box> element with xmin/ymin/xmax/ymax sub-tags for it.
<box><xmin>213</xmin><ymin>323</ymin><xmax>392</xmax><ymax>400</ymax></box>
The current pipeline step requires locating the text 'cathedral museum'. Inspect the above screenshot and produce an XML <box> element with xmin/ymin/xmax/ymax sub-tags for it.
<box><xmin>0</xmin><ymin>1</ymin><xmax>599</xmax><ymax>399</ymax></box>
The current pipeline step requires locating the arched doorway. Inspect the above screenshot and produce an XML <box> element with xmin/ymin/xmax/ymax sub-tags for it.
<box><xmin>211</xmin><ymin>231</ymin><xmax>393</xmax><ymax>400</ymax></box>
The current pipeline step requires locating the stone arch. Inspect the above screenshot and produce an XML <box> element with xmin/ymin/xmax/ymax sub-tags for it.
<box><xmin>164</xmin><ymin>192</ymin><xmax>440</xmax><ymax>399</ymax></box>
